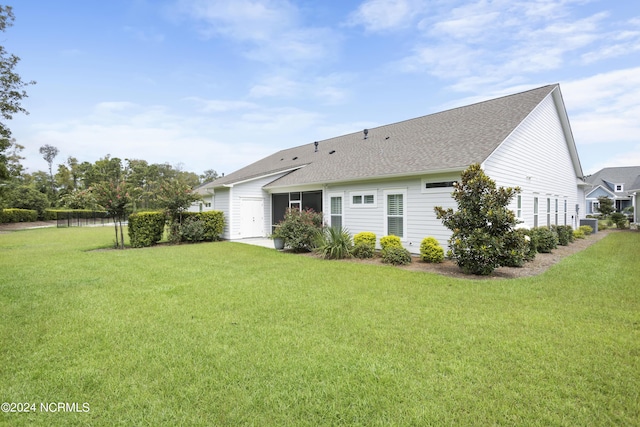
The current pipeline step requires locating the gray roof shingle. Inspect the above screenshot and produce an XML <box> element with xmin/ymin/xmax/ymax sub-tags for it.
<box><xmin>206</xmin><ymin>84</ymin><xmax>559</xmax><ymax>189</ymax></box>
<box><xmin>586</xmin><ymin>166</ymin><xmax>640</xmax><ymax>193</ymax></box>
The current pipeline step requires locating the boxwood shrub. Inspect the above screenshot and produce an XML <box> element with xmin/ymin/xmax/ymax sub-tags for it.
<box><xmin>128</xmin><ymin>211</ymin><xmax>166</xmax><ymax>248</ymax></box>
<box><xmin>531</xmin><ymin>227</ymin><xmax>558</xmax><ymax>253</ymax></box>
<box><xmin>381</xmin><ymin>246</ymin><xmax>412</xmax><ymax>265</ymax></box>
<box><xmin>420</xmin><ymin>237</ymin><xmax>444</xmax><ymax>263</ymax></box>
<box><xmin>380</xmin><ymin>235</ymin><xmax>402</xmax><ymax>250</ymax></box>
<box><xmin>353</xmin><ymin>231</ymin><xmax>376</xmax><ymax>247</ymax></box>
<box><xmin>352</xmin><ymin>242</ymin><xmax>375</xmax><ymax>259</ymax></box>
<box><xmin>552</xmin><ymin>225</ymin><xmax>574</xmax><ymax>246</ymax></box>
<box><xmin>0</xmin><ymin>208</ymin><xmax>38</xmax><ymax>223</ymax></box>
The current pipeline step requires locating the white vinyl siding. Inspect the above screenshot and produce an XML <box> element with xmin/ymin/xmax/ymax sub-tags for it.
<box><xmin>483</xmin><ymin>92</ymin><xmax>581</xmax><ymax>229</ymax></box>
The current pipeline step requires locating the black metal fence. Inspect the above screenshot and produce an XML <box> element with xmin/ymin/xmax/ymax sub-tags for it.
<box><xmin>56</xmin><ymin>211</ymin><xmax>115</xmax><ymax>228</ymax></box>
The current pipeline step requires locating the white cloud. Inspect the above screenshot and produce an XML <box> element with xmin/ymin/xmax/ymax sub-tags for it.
<box><xmin>562</xmin><ymin>68</ymin><xmax>640</xmax><ymax>147</ymax></box>
<box><xmin>248</xmin><ymin>73</ymin><xmax>352</xmax><ymax>105</ymax></box>
<box><xmin>174</xmin><ymin>0</ymin><xmax>338</xmax><ymax>65</ymax></box>
<box><xmin>347</xmin><ymin>0</ymin><xmax>421</xmax><ymax>32</ymax></box>
<box><xmin>18</xmin><ymin>100</ymin><xmax>328</xmax><ymax>175</ymax></box>
<box><xmin>388</xmin><ymin>1</ymin><xmax>637</xmax><ymax>94</ymax></box>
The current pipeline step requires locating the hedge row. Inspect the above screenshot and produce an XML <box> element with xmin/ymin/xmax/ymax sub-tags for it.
<box><xmin>0</xmin><ymin>208</ymin><xmax>38</xmax><ymax>223</ymax></box>
<box><xmin>128</xmin><ymin>210</ymin><xmax>226</xmax><ymax>247</ymax></box>
<box><xmin>128</xmin><ymin>211</ymin><xmax>166</xmax><ymax>248</ymax></box>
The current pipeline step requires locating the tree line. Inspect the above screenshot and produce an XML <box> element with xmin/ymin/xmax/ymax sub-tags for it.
<box><xmin>1</xmin><ymin>141</ymin><xmax>219</xmax><ymax>216</ymax></box>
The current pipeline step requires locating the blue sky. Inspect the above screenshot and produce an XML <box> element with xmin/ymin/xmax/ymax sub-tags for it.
<box><xmin>7</xmin><ymin>0</ymin><xmax>640</xmax><ymax>177</ymax></box>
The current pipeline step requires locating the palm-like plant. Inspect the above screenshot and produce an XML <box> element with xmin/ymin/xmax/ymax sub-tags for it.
<box><xmin>315</xmin><ymin>226</ymin><xmax>353</xmax><ymax>259</ymax></box>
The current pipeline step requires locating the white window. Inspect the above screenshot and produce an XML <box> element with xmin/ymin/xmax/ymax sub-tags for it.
<box><xmin>330</xmin><ymin>196</ymin><xmax>342</xmax><ymax>229</ymax></box>
<box><xmin>516</xmin><ymin>195</ymin><xmax>522</xmax><ymax>219</ymax></box>
<box><xmin>615</xmin><ymin>184</ymin><xmax>623</xmax><ymax>192</ymax></box>
<box><xmin>546</xmin><ymin>198</ymin><xmax>551</xmax><ymax>227</ymax></box>
<box><xmin>350</xmin><ymin>192</ymin><xmax>376</xmax><ymax>207</ymax></box>
<box><xmin>564</xmin><ymin>199</ymin><xmax>567</xmax><ymax>226</ymax></box>
<box><xmin>384</xmin><ymin>189</ymin><xmax>406</xmax><ymax>238</ymax></box>
<box><xmin>555</xmin><ymin>199</ymin><xmax>558</xmax><ymax>225</ymax></box>
<box><xmin>533</xmin><ymin>197</ymin><xmax>539</xmax><ymax>228</ymax></box>
<box><xmin>592</xmin><ymin>201</ymin><xmax>600</xmax><ymax>214</ymax></box>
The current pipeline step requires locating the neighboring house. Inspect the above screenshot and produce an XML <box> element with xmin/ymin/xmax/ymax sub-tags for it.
<box><xmin>189</xmin><ymin>182</ymin><xmax>216</xmax><ymax>213</ymax></box>
<box><xmin>584</xmin><ymin>166</ymin><xmax>640</xmax><ymax>222</ymax></box>
<box><xmin>199</xmin><ymin>84</ymin><xmax>586</xmax><ymax>253</ymax></box>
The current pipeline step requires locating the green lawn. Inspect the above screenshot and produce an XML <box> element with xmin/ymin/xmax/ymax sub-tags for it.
<box><xmin>1</xmin><ymin>227</ymin><xmax>638</xmax><ymax>426</ymax></box>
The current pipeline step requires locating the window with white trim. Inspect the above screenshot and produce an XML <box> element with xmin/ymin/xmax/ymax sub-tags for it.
<box><xmin>533</xmin><ymin>197</ymin><xmax>539</xmax><ymax>228</ymax></box>
<box><xmin>546</xmin><ymin>198</ymin><xmax>551</xmax><ymax>226</ymax></box>
<box><xmin>615</xmin><ymin>184</ymin><xmax>623</xmax><ymax>192</ymax></box>
<box><xmin>384</xmin><ymin>190</ymin><xmax>406</xmax><ymax>238</ymax></box>
<box><xmin>564</xmin><ymin>199</ymin><xmax>567</xmax><ymax>226</ymax></box>
<box><xmin>592</xmin><ymin>201</ymin><xmax>600</xmax><ymax>213</ymax></box>
<box><xmin>555</xmin><ymin>198</ymin><xmax>558</xmax><ymax>225</ymax></box>
<box><xmin>330</xmin><ymin>196</ymin><xmax>342</xmax><ymax>229</ymax></box>
<box><xmin>516</xmin><ymin>195</ymin><xmax>522</xmax><ymax>219</ymax></box>
<box><xmin>350</xmin><ymin>192</ymin><xmax>376</xmax><ymax>207</ymax></box>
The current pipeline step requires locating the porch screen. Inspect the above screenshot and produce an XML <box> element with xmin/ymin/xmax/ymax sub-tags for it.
<box><xmin>387</xmin><ymin>194</ymin><xmax>404</xmax><ymax>237</ymax></box>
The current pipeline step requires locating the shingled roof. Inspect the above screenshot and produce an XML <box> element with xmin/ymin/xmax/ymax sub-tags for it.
<box><xmin>586</xmin><ymin>166</ymin><xmax>640</xmax><ymax>194</ymax></box>
<box><xmin>206</xmin><ymin>84</ymin><xmax>559</xmax><ymax>189</ymax></box>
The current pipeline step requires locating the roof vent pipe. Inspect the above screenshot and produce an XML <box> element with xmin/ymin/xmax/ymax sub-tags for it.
<box><xmin>314</xmin><ymin>141</ymin><xmax>318</xmax><ymax>152</ymax></box>
<box><xmin>363</xmin><ymin>129</ymin><xmax>368</xmax><ymax>139</ymax></box>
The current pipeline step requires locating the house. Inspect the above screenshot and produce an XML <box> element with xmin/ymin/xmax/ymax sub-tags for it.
<box><xmin>584</xmin><ymin>166</ymin><xmax>640</xmax><ymax>222</ymax></box>
<box><xmin>198</xmin><ymin>84</ymin><xmax>586</xmax><ymax>253</ymax></box>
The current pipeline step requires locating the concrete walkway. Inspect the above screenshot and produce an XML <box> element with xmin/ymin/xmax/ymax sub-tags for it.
<box><xmin>230</xmin><ymin>237</ymin><xmax>276</xmax><ymax>249</ymax></box>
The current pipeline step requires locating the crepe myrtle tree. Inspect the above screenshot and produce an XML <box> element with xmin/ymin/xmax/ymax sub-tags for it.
<box><xmin>91</xmin><ymin>180</ymin><xmax>131</xmax><ymax>249</ymax></box>
<box><xmin>435</xmin><ymin>163</ymin><xmax>525</xmax><ymax>275</ymax></box>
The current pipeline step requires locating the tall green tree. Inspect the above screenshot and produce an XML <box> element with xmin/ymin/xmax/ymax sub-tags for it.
<box><xmin>39</xmin><ymin>144</ymin><xmax>59</xmax><ymax>195</ymax></box>
<box><xmin>596</xmin><ymin>196</ymin><xmax>614</xmax><ymax>217</ymax></box>
<box><xmin>0</xmin><ymin>6</ymin><xmax>35</xmax><ymax>182</ymax></box>
<box><xmin>435</xmin><ymin>163</ymin><xmax>524</xmax><ymax>275</ymax></box>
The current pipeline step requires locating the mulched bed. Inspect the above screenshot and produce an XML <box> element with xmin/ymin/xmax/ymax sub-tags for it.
<box><xmin>304</xmin><ymin>229</ymin><xmax>617</xmax><ymax>280</ymax></box>
<box><xmin>0</xmin><ymin>221</ymin><xmax>621</xmax><ymax>279</ymax></box>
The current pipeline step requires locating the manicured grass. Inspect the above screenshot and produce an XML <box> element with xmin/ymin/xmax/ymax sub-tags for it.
<box><xmin>1</xmin><ymin>227</ymin><xmax>639</xmax><ymax>426</ymax></box>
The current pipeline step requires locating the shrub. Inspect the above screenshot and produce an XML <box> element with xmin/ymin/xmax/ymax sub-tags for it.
<box><xmin>553</xmin><ymin>225</ymin><xmax>574</xmax><ymax>246</ymax></box>
<box><xmin>598</xmin><ymin>222</ymin><xmax>608</xmax><ymax>231</ymax></box>
<box><xmin>128</xmin><ymin>211</ymin><xmax>166</xmax><ymax>248</ymax></box>
<box><xmin>0</xmin><ymin>208</ymin><xmax>38</xmax><ymax>223</ymax></box>
<box><xmin>380</xmin><ymin>235</ymin><xmax>402</xmax><ymax>250</ymax></box>
<box><xmin>573</xmin><ymin>229</ymin><xmax>585</xmax><ymax>239</ymax></box>
<box><xmin>499</xmin><ymin>229</ymin><xmax>530</xmax><ymax>267</ymax></box>
<box><xmin>180</xmin><ymin>217</ymin><xmax>206</xmax><ymax>242</ymax></box>
<box><xmin>353</xmin><ymin>231</ymin><xmax>376</xmax><ymax>247</ymax></box>
<box><xmin>381</xmin><ymin>246</ymin><xmax>412</xmax><ymax>265</ymax></box>
<box><xmin>167</xmin><ymin>211</ymin><xmax>225</xmax><ymax>243</ymax></box>
<box><xmin>518</xmin><ymin>229</ymin><xmax>538</xmax><ymax>262</ymax></box>
<box><xmin>276</xmin><ymin>208</ymin><xmax>324</xmax><ymax>252</ymax></box>
<box><xmin>420</xmin><ymin>237</ymin><xmax>444</xmax><ymax>263</ymax></box>
<box><xmin>352</xmin><ymin>242</ymin><xmax>375</xmax><ymax>259</ymax></box>
<box><xmin>434</xmin><ymin>163</ymin><xmax>521</xmax><ymax>275</ymax></box>
<box><xmin>315</xmin><ymin>226</ymin><xmax>353</xmax><ymax>259</ymax></box>
<box><xmin>196</xmin><ymin>210</ymin><xmax>225</xmax><ymax>240</ymax></box>
<box><xmin>532</xmin><ymin>227</ymin><xmax>558</xmax><ymax>253</ymax></box>
<box><xmin>579</xmin><ymin>225</ymin><xmax>593</xmax><ymax>235</ymax></box>
<box><xmin>610</xmin><ymin>213</ymin><xmax>627</xmax><ymax>229</ymax></box>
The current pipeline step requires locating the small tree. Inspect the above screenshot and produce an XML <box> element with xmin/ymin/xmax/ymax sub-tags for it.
<box><xmin>92</xmin><ymin>180</ymin><xmax>131</xmax><ymax>249</ymax></box>
<box><xmin>596</xmin><ymin>196</ymin><xmax>614</xmax><ymax>217</ymax></box>
<box><xmin>158</xmin><ymin>180</ymin><xmax>201</xmax><ymax>243</ymax></box>
<box><xmin>435</xmin><ymin>163</ymin><xmax>523</xmax><ymax>275</ymax></box>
